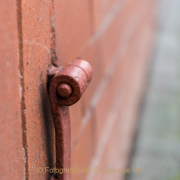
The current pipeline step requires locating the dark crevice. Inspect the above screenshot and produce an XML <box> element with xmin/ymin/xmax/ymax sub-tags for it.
<box><xmin>50</xmin><ymin>0</ymin><xmax>58</xmax><ymax>66</ymax></box>
<box><xmin>17</xmin><ymin>0</ymin><xmax>29</xmax><ymax>179</ymax></box>
<box><xmin>39</xmin><ymin>82</ymin><xmax>55</xmax><ymax>177</ymax></box>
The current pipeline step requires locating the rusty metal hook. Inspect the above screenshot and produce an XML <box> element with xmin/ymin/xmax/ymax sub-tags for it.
<box><xmin>48</xmin><ymin>59</ymin><xmax>92</xmax><ymax>180</ymax></box>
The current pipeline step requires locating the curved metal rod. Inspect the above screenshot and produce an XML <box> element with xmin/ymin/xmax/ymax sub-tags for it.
<box><xmin>48</xmin><ymin>60</ymin><xmax>92</xmax><ymax>180</ymax></box>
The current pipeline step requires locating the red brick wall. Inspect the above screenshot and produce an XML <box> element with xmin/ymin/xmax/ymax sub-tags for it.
<box><xmin>0</xmin><ymin>0</ymin><xmax>155</xmax><ymax>179</ymax></box>
<box><xmin>55</xmin><ymin>0</ymin><xmax>155</xmax><ymax>180</ymax></box>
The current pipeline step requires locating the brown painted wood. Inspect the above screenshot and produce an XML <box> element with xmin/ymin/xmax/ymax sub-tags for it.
<box><xmin>0</xmin><ymin>0</ymin><xmax>25</xmax><ymax>179</ymax></box>
<box><xmin>21</xmin><ymin>0</ymin><xmax>53</xmax><ymax>179</ymax></box>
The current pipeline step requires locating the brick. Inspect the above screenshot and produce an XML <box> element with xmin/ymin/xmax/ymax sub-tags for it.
<box><xmin>0</xmin><ymin>0</ymin><xmax>25</xmax><ymax>179</ymax></box>
<box><xmin>69</xmin><ymin>40</ymin><xmax>105</xmax><ymax>144</ymax></box>
<box><xmin>79</xmin><ymin>39</ymin><xmax>106</xmax><ymax>112</ymax></box>
<box><xmin>96</xmin><ymin>116</ymin><xmax>132</xmax><ymax>179</ymax></box>
<box><xmin>85</xmin><ymin>4</ymin><xmax>154</xmax><ymax>179</ymax></box>
<box><xmin>73</xmin><ymin>0</ymin><xmax>150</xmax><ymax>148</ymax></box>
<box><xmin>86</xmin><ymin>107</ymin><xmax>125</xmax><ymax>180</ymax></box>
<box><xmin>69</xmin><ymin>101</ymin><xmax>83</xmax><ymax>144</ymax></box>
<box><xmin>69</xmin><ymin>0</ymin><xmax>152</xmax><ymax>153</ymax></box>
<box><xmin>92</xmin><ymin>0</ymin><xmax>126</xmax><ymax>31</ymax></box>
<box><xmin>99</xmin><ymin>0</ymin><xmax>149</xmax><ymax>74</ymax></box>
<box><xmin>79</xmin><ymin>0</ymin><xmax>150</xmax><ymax>116</ymax></box>
<box><xmin>54</xmin><ymin>0</ymin><xmax>91</xmax><ymax>66</ymax></box>
<box><xmin>68</xmin><ymin>38</ymin><xmax>105</xmax><ymax>143</ymax></box>
<box><xmin>89</xmin><ymin>92</ymin><xmax>140</xmax><ymax>180</ymax></box>
<box><xmin>92</xmin><ymin>58</ymin><xmax>127</xmax><ymax>141</ymax></box>
<box><xmin>71</xmin><ymin>118</ymin><xmax>94</xmax><ymax>180</ymax></box>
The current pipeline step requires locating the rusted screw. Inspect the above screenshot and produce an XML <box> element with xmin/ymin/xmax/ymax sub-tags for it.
<box><xmin>57</xmin><ymin>83</ymin><xmax>72</xmax><ymax>99</ymax></box>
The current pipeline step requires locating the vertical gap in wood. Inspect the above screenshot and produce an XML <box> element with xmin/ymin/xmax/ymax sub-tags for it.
<box><xmin>17</xmin><ymin>0</ymin><xmax>29</xmax><ymax>179</ymax></box>
<box><xmin>50</xmin><ymin>0</ymin><xmax>58</xmax><ymax>66</ymax></box>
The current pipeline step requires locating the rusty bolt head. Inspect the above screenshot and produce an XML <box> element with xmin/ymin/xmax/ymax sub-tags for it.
<box><xmin>57</xmin><ymin>83</ymin><xmax>72</xmax><ymax>99</ymax></box>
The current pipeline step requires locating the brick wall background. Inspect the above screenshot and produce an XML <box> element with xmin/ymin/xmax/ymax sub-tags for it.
<box><xmin>0</xmin><ymin>0</ymin><xmax>155</xmax><ymax>180</ymax></box>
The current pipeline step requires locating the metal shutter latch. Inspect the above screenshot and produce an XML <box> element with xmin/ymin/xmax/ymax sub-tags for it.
<box><xmin>48</xmin><ymin>59</ymin><xmax>92</xmax><ymax>180</ymax></box>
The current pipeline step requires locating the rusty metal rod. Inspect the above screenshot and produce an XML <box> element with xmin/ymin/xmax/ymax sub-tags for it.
<box><xmin>48</xmin><ymin>59</ymin><xmax>92</xmax><ymax>180</ymax></box>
